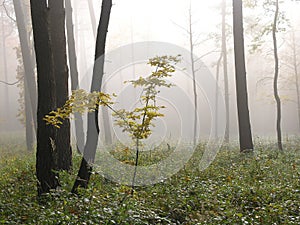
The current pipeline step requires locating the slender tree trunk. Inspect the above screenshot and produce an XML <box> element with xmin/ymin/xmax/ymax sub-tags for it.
<box><xmin>102</xmin><ymin>107</ymin><xmax>112</xmax><ymax>145</ymax></box>
<box><xmin>30</xmin><ymin>0</ymin><xmax>59</xmax><ymax>195</ymax></box>
<box><xmin>232</xmin><ymin>0</ymin><xmax>254</xmax><ymax>152</ymax></box>
<box><xmin>87</xmin><ymin>0</ymin><xmax>97</xmax><ymax>38</ymax></box>
<box><xmin>1</xmin><ymin>13</ymin><xmax>9</xmax><ymax>121</ymax></box>
<box><xmin>272</xmin><ymin>0</ymin><xmax>282</xmax><ymax>150</ymax></box>
<box><xmin>65</xmin><ymin>0</ymin><xmax>85</xmax><ymax>153</ymax></box>
<box><xmin>222</xmin><ymin>0</ymin><xmax>230</xmax><ymax>143</ymax></box>
<box><xmin>13</xmin><ymin>0</ymin><xmax>37</xmax><ymax>150</ymax></box>
<box><xmin>291</xmin><ymin>31</ymin><xmax>300</xmax><ymax>132</ymax></box>
<box><xmin>188</xmin><ymin>4</ymin><xmax>198</xmax><ymax>146</ymax></box>
<box><xmin>72</xmin><ymin>0</ymin><xmax>112</xmax><ymax>193</ymax></box>
<box><xmin>215</xmin><ymin>53</ymin><xmax>222</xmax><ymax>139</ymax></box>
<box><xmin>49</xmin><ymin>0</ymin><xmax>72</xmax><ymax>170</ymax></box>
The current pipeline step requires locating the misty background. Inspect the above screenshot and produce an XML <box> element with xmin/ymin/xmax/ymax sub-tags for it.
<box><xmin>1</xmin><ymin>0</ymin><xmax>300</xmax><ymax>142</ymax></box>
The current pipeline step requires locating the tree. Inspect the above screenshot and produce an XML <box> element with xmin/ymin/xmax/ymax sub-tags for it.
<box><xmin>1</xmin><ymin>6</ymin><xmax>13</xmax><ymax>122</ymax></box>
<box><xmin>282</xmin><ymin>30</ymin><xmax>300</xmax><ymax>132</ymax></box>
<box><xmin>49</xmin><ymin>0</ymin><xmax>72</xmax><ymax>170</ymax></box>
<box><xmin>65</xmin><ymin>0</ymin><xmax>85</xmax><ymax>152</ymax></box>
<box><xmin>272</xmin><ymin>0</ymin><xmax>283</xmax><ymax>150</ymax></box>
<box><xmin>30</xmin><ymin>0</ymin><xmax>59</xmax><ymax>195</ymax></box>
<box><xmin>232</xmin><ymin>0</ymin><xmax>254</xmax><ymax>152</ymax></box>
<box><xmin>13</xmin><ymin>0</ymin><xmax>37</xmax><ymax>151</ymax></box>
<box><xmin>187</xmin><ymin>3</ymin><xmax>198</xmax><ymax>146</ymax></box>
<box><xmin>72</xmin><ymin>0</ymin><xmax>112</xmax><ymax>193</ymax></box>
<box><xmin>222</xmin><ymin>0</ymin><xmax>230</xmax><ymax>143</ymax></box>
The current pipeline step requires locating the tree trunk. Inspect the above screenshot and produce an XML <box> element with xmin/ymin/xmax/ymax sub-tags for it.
<box><xmin>222</xmin><ymin>0</ymin><xmax>230</xmax><ymax>143</ymax></box>
<box><xmin>188</xmin><ymin>4</ymin><xmax>198</xmax><ymax>146</ymax></box>
<box><xmin>272</xmin><ymin>0</ymin><xmax>283</xmax><ymax>151</ymax></box>
<box><xmin>13</xmin><ymin>0</ymin><xmax>37</xmax><ymax>151</ymax></box>
<box><xmin>215</xmin><ymin>53</ymin><xmax>222</xmax><ymax>139</ymax></box>
<box><xmin>292</xmin><ymin>30</ymin><xmax>300</xmax><ymax>133</ymax></box>
<box><xmin>87</xmin><ymin>0</ymin><xmax>97</xmax><ymax>38</ymax></box>
<box><xmin>232</xmin><ymin>0</ymin><xmax>254</xmax><ymax>152</ymax></box>
<box><xmin>30</xmin><ymin>0</ymin><xmax>59</xmax><ymax>195</ymax></box>
<box><xmin>65</xmin><ymin>0</ymin><xmax>85</xmax><ymax>153</ymax></box>
<box><xmin>72</xmin><ymin>0</ymin><xmax>112</xmax><ymax>193</ymax></box>
<box><xmin>49</xmin><ymin>0</ymin><xmax>72</xmax><ymax>170</ymax></box>
<box><xmin>1</xmin><ymin>13</ymin><xmax>9</xmax><ymax>122</ymax></box>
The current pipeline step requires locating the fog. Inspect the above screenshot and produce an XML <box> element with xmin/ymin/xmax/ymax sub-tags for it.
<box><xmin>1</xmin><ymin>0</ymin><xmax>300</xmax><ymax>144</ymax></box>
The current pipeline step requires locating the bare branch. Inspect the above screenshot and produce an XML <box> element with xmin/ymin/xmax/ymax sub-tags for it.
<box><xmin>1</xmin><ymin>0</ymin><xmax>16</xmax><ymax>23</ymax></box>
<box><xmin>0</xmin><ymin>76</ymin><xmax>23</xmax><ymax>86</ymax></box>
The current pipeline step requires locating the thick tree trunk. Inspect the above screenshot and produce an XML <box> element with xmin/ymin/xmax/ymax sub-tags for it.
<box><xmin>49</xmin><ymin>0</ymin><xmax>72</xmax><ymax>170</ymax></box>
<box><xmin>232</xmin><ymin>0</ymin><xmax>254</xmax><ymax>152</ymax></box>
<box><xmin>272</xmin><ymin>0</ymin><xmax>283</xmax><ymax>151</ymax></box>
<box><xmin>13</xmin><ymin>0</ymin><xmax>37</xmax><ymax>151</ymax></box>
<box><xmin>72</xmin><ymin>0</ymin><xmax>112</xmax><ymax>193</ymax></box>
<box><xmin>30</xmin><ymin>0</ymin><xmax>59</xmax><ymax>195</ymax></box>
<box><xmin>65</xmin><ymin>0</ymin><xmax>85</xmax><ymax>153</ymax></box>
<box><xmin>222</xmin><ymin>0</ymin><xmax>230</xmax><ymax>143</ymax></box>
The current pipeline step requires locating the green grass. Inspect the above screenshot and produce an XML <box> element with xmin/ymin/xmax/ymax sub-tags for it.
<box><xmin>0</xmin><ymin>135</ymin><xmax>299</xmax><ymax>224</ymax></box>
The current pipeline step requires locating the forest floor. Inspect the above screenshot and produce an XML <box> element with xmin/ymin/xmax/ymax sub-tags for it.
<box><xmin>0</xmin><ymin>133</ymin><xmax>299</xmax><ymax>224</ymax></box>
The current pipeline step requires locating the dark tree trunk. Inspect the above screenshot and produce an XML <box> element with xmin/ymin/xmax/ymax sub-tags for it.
<box><xmin>30</xmin><ymin>0</ymin><xmax>59</xmax><ymax>195</ymax></box>
<box><xmin>65</xmin><ymin>0</ymin><xmax>85</xmax><ymax>153</ymax></box>
<box><xmin>72</xmin><ymin>0</ymin><xmax>112</xmax><ymax>193</ymax></box>
<box><xmin>232</xmin><ymin>0</ymin><xmax>254</xmax><ymax>152</ymax></box>
<box><xmin>222</xmin><ymin>0</ymin><xmax>230</xmax><ymax>143</ymax></box>
<box><xmin>13</xmin><ymin>0</ymin><xmax>37</xmax><ymax>151</ymax></box>
<box><xmin>272</xmin><ymin>0</ymin><xmax>283</xmax><ymax>151</ymax></box>
<box><xmin>49</xmin><ymin>0</ymin><xmax>72</xmax><ymax>170</ymax></box>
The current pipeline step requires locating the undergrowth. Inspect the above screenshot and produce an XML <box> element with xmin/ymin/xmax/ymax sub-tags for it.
<box><xmin>0</xmin><ymin>134</ymin><xmax>299</xmax><ymax>224</ymax></box>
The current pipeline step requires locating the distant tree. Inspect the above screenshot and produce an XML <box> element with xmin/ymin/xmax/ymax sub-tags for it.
<box><xmin>13</xmin><ymin>0</ymin><xmax>37</xmax><ymax>151</ymax></box>
<box><xmin>221</xmin><ymin>0</ymin><xmax>230</xmax><ymax>143</ymax></box>
<box><xmin>0</xmin><ymin>5</ymin><xmax>14</xmax><ymax>122</ymax></box>
<box><xmin>187</xmin><ymin>3</ymin><xmax>198</xmax><ymax>146</ymax></box>
<box><xmin>272</xmin><ymin>0</ymin><xmax>283</xmax><ymax>150</ymax></box>
<box><xmin>65</xmin><ymin>0</ymin><xmax>85</xmax><ymax>152</ymax></box>
<box><xmin>281</xmin><ymin>30</ymin><xmax>300</xmax><ymax>132</ymax></box>
<box><xmin>232</xmin><ymin>0</ymin><xmax>254</xmax><ymax>152</ymax></box>
<box><xmin>30</xmin><ymin>0</ymin><xmax>59</xmax><ymax>195</ymax></box>
<box><xmin>72</xmin><ymin>0</ymin><xmax>112</xmax><ymax>193</ymax></box>
<box><xmin>49</xmin><ymin>0</ymin><xmax>72</xmax><ymax>170</ymax></box>
<box><xmin>87</xmin><ymin>0</ymin><xmax>97</xmax><ymax>38</ymax></box>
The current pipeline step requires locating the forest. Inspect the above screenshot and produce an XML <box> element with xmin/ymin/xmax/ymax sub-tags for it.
<box><xmin>0</xmin><ymin>0</ymin><xmax>299</xmax><ymax>224</ymax></box>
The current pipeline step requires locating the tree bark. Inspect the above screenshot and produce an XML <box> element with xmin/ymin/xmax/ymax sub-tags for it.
<box><xmin>272</xmin><ymin>0</ymin><xmax>283</xmax><ymax>151</ymax></box>
<box><xmin>72</xmin><ymin>0</ymin><xmax>112</xmax><ymax>193</ymax></box>
<box><xmin>49</xmin><ymin>0</ymin><xmax>72</xmax><ymax>170</ymax></box>
<box><xmin>13</xmin><ymin>0</ymin><xmax>37</xmax><ymax>151</ymax></box>
<box><xmin>65</xmin><ymin>0</ymin><xmax>85</xmax><ymax>153</ymax></box>
<box><xmin>222</xmin><ymin>0</ymin><xmax>230</xmax><ymax>143</ymax></box>
<box><xmin>30</xmin><ymin>0</ymin><xmax>59</xmax><ymax>195</ymax></box>
<box><xmin>232</xmin><ymin>0</ymin><xmax>254</xmax><ymax>152</ymax></box>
